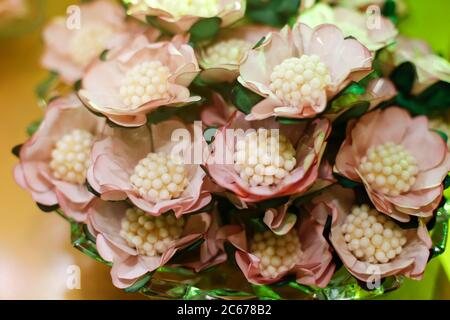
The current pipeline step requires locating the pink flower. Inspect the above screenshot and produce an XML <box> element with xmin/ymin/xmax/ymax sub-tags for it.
<box><xmin>335</xmin><ymin>107</ymin><xmax>450</xmax><ymax>222</ymax></box>
<box><xmin>127</xmin><ymin>0</ymin><xmax>245</xmax><ymax>34</ymax></box>
<box><xmin>299</xmin><ymin>3</ymin><xmax>398</xmax><ymax>51</ymax></box>
<box><xmin>206</xmin><ymin>111</ymin><xmax>331</xmax><ymax>204</ymax></box>
<box><xmin>311</xmin><ymin>185</ymin><xmax>432</xmax><ymax>282</ymax></box>
<box><xmin>78</xmin><ymin>35</ymin><xmax>201</xmax><ymax>127</ymax></box>
<box><xmin>41</xmin><ymin>0</ymin><xmax>157</xmax><ymax>85</ymax></box>
<box><xmin>394</xmin><ymin>37</ymin><xmax>450</xmax><ymax>94</ymax></box>
<box><xmin>0</xmin><ymin>0</ymin><xmax>26</xmax><ymax>18</ymax></box>
<box><xmin>239</xmin><ymin>23</ymin><xmax>372</xmax><ymax>120</ymax></box>
<box><xmin>14</xmin><ymin>94</ymin><xmax>105</xmax><ymax>222</ymax></box>
<box><xmin>87</xmin><ymin>199</ymin><xmax>219</xmax><ymax>288</ymax></box>
<box><xmin>87</xmin><ymin>118</ymin><xmax>212</xmax><ymax>217</ymax></box>
<box><xmin>200</xmin><ymin>92</ymin><xmax>234</xmax><ymax>127</ymax></box>
<box><xmin>218</xmin><ymin>215</ymin><xmax>335</xmax><ymax>287</ymax></box>
<box><xmin>198</xmin><ymin>25</ymin><xmax>276</xmax><ymax>83</ymax></box>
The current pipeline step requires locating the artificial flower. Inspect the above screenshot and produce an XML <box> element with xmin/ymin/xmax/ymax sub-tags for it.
<box><xmin>14</xmin><ymin>94</ymin><xmax>105</xmax><ymax>221</ymax></box>
<box><xmin>239</xmin><ymin>22</ymin><xmax>372</xmax><ymax>120</ymax></box>
<box><xmin>198</xmin><ymin>25</ymin><xmax>275</xmax><ymax>83</ymax></box>
<box><xmin>206</xmin><ymin>111</ymin><xmax>331</xmax><ymax>204</ymax></box>
<box><xmin>0</xmin><ymin>0</ymin><xmax>26</xmax><ymax>17</ymax></box>
<box><xmin>87</xmin><ymin>118</ymin><xmax>212</xmax><ymax>217</ymax></box>
<box><xmin>310</xmin><ymin>185</ymin><xmax>432</xmax><ymax>282</ymax></box>
<box><xmin>41</xmin><ymin>0</ymin><xmax>156</xmax><ymax>84</ymax></box>
<box><xmin>88</xmin><ymin>199</ymin><xmax>219</xmax><ymax>288</ymax></box>
<box><xmin>126</xmin><ymin>0</ymin><xmax>245</xmax><ymax>34</ymax></box>
<box><xmin>335</xmin><ymin>107</ymin><xmax>450</xmax><ymax>222</ymax></box>
<box><xmin>200</xmin><ymin>92</ymin><xmax>234</xmax><ymax>127</ymax></box>
<box><xmin>299</xmin><ymin>3</ymin><xmax>397</xmax><ymax>51</ymax></box>
<box><xmin>78</xmin><ymin>34</ymin><xmax>201</xmax><ymax>127</ymax></box>
<box><xmin>218</xmin><ymin>215</ymin><xmax>335</xmax><ymax>286</ymax></box>
<box><xmin>392</xmin><ymin>36</ymin><xmax>450</xmax><ymax>94</ymax></box>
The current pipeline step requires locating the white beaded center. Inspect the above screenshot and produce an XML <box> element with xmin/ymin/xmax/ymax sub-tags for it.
<box><xmin>70</xmin><ymin>24</ymin><xmax>114</xmax><ymax>67</ymax></box>
<box><xmin>269</xmin><ymin>55</ymin><xmax>331</xmax><ymax>106</ymax></box>
<box><xmin>152</xmin><ymin>0</ymin><xmax>219</xmax><ymax>18</ymax></box>
<box><xmin>204</xmin><ymin>39</ymin><xmax>252</xmax><ymax>65</ymax></box>
<box><xmin>234</xmin><ymin>129</ymin><xmax>297</xmax><ymax>187</ymax></box>
<box><xmin>342</xmin><ymin>205</ymin><xmax>407</xmax><ymax>264</ymax></box>
<box><xmin>50</xmin><ymin>129</ymin><xmax>93</xmax><ymax>184</ymax></box>
<box><xmin>130</xmin><ymin>152</ymin><xmax>189</xmax><ymax>202</ymax></box>
<box><xmin>251</xmin><ymin>230</ymin><xmax>302</xmax><ymax>279</ymax></box>
<box><xmin>119</xmin><ymin>61</ymin><xmax>171</xmax><ymax>110</ymax></box>
<box><xmin>359</xmin><ymin>142</ymin><xmax>419</xmax><ymax>197</ymax></box>
<box><xmin>120</xmin><ymin>207</ymin><xmax>185</xmax><ymax>257</ymax></box>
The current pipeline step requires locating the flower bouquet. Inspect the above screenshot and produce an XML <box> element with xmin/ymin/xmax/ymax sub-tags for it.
<box><xmin>13</xmin><ymin>0</ymin><xmax>450</xmax><ymax>300</ymax></box>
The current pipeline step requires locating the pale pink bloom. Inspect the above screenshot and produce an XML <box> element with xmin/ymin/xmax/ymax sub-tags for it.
<box><xmin>335</xmin><ymin>107</ymin><xmax>450</xmax><ymax>222</ymax></box>
<box><xmin>88</xmin><ymin>199</ymin><xmax>220</xmax><ymax>288</ymax></box>
<box><xmin>127</xmin><ymin>0</ymin><xmax>245</xmax><ymax>34</ymax></box>
<box><xmin>206</xmin><ymin>111</ymin><xmax>331</xmax><ymax>204</ymax></box>
<box><xmin>87</xmin><ymin>118</ymin><xmax>212</xmax><ymax>217</ymax></box>
<box><xmin>78</xmin><ymin>35</ymin><xmax>201</xmax><ymax>127</ymax></box>
<box><xmin>299</xmin><ymin>3</ymin><xmax>398</xmax><ymax>51</ymax></box>
<box><xmin>394</xmin><ymin>37</ymin><xmax>450</xmax><ymax>94</ymax></box>
<box><xmin>200</xmin><ymin>92</ymin><xmax>234</xmax><ymax>127</ymax></box>
<box><xmin>239</xmin><ymin>23</ymin><xmax>372</xmax><ymax>120</ymax></box>
<box><xmin>310</xmin><ymin>185</ymin><xmax>432</xmax><ymax>282</ymax></box>
<box><xmin>217</xmin><ymin>216</ymin><xmax>335</xmax><ymax>287</ymax></box>
<box><xmin>41</xmin><ymin>0</ymin><xmax>157</xmax><ymax>85</ymax></box>
<box><xmin>14</xmin><ymin>94</ymin><xmax>105</xmax><ymax>222</ymax></box>
<box><xmin>198</xmin><ymin>25</ymin><xmax>276</xmax><ymax>83</ymax></box>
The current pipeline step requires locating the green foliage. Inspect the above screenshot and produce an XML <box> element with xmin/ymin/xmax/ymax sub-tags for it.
<box><xmin>189</xmin><ymin>17</ymin><xmax>222</xmax><ymax>44</ymax></box>
<box><xmin>231</xmin><ymin>82</ymin><xmax>264</xmax><ymax>114</ymax></box>
<box><xmin>246</xmin><ymin>0</ymin><xmax>301</xmax><ymax>27</ymax></box>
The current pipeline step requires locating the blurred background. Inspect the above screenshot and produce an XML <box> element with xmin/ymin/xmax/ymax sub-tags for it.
<box><xmin>0</xmin><ymin>0</ymin><xmax>449</xmax><ymax>299</ymax></box>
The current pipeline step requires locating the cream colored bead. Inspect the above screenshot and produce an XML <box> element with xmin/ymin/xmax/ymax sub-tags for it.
<box><xmin>204</xmin><ymin>39</ymin><xmax>252</xmax><ymax>65</ymax></box>
<box><xmin>269</xmin><ymin>55</ymin><xmax>331</xmax><ymax>109</ymax></box>
<box><xmin>251</xmin><ymin>230</ymin><xmax>302</xmax><ymax>279</ymax></box>
<box><xmin>70</xmin><ymin>24</ymin><xmax>114</xmax><ymax>67</ymax></box>
<box><xmin>120</xmin><ymin>61</ymin><xmax>170</xmax><ymax>109</ymax></box>
<box><xmin>130</xmin><ymin>152</ymin><xmax>188</xmax><ymax>202</ymax></box>
<box><xmin>342</xmin><ymin>205</ymin><xmax>407</xmax><ymax>264</ymax></box>
<box><xmin>49</xmin><ymin>129</ymin><xmax>94</xmax><ymax>184</ymax></box>
<box><xmin>234</xmin><ymin>129</ymin><xmax>297</xmax><ymax>187</ymax></box>
<box><xmin>359</xmin><ymin>142</ymin><xmax>418</xmax><ymax>196</ymax></box>
<box><xmin>120</xmin><ymin>207</ymin><xmax>185</xmax><ymax>256</ymax></box>
<box><xmin>152</xmin><ymin>0</ymin><xmax>219</xmax><ymax>19</ymax></box>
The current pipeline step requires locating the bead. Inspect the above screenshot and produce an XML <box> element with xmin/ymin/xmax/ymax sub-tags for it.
<box><xmin>269</xmin><ymin>55</ymin><xmax>331</xmax><ymax>108</ymax></box>
<box><xmin>204</xmin><ymin>39</ymin><xmax>252</xmax><ymax>65</ymax></box>
<box><xmin>359</xmin><ymin>143</ymin><xmax>418</xmax><ymax>196</ymax></box>
<box><xmin>70</xmin><ymin>25</ymin><xmax>113</xmax><ymax>67</ymax></box>
<box><xmin>154</xmin><ymin>0</ymin><xmax>219</xmax><ymax>19</ymax></box>
<box><xmin>50</xmin><ymin>129</ymin><xmax>93</xmax><ymax>184</ymax></box>
<box><xmin>130</xmin><ymin>152</ymin><xmax>188</xmax><ymax>202</ymax></box>
<box><xmin>234</xmin><ymin>129</ymin><xmax>296</xmax><ymax>187</ymax></box>
<box><xmin>120</xmin><ymin>208</ymin><xmax>184</xmax><ymax>257</ymax></box>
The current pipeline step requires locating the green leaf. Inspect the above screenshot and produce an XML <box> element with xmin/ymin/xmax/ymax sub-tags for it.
<box><xmin>124</xmin><ymin>273</ymin><xmax>152</xmax><ymax>293</ymax></box>
<box><xmin>334</xmin><ymin>174</ymin><xmax>362</xmax><ymax>189</ymax></box>
<box><xmin>99</xmin><ymin>49</ymin><xmax>109</xmax><ymax>61</ymax></box>
<box><xmin>276</xmin><ymin>117</ymin><xmax>307</xmax><ymax>125</ymax></box>
<box><xmin>430</xmin><ymin>198</ymin><xmax>450</xmax><ymax>259</ymax></box>
<box><xmin>252</xmin><ymin>36</ymin><xmax>266</xmax><ymax>49</ymax></box>
<box><xmin>11</xmin><ymin>144</ymin><xmax>22</xmax><ymax>158</ymax></box>
<box><xmin>390</xmin><ymin>62</ymin><xmax>417</xmax><ymax>95</ymax></box>
<box><xmin>382</xmin><ymin>0</ymin><xmax>398</xmax><ymax>24</ymax></box>
<box><xmin>256</xmin><ymin>196</ymin><xmax>290</xmax><ymax>210</ymax></box>
<box><xmin>246</xmin><ymin>0</ymin><xmax>301</xmax><ymax>27</ymax></box>
<box><xmin>330</xmin><ymin>82</ymin><xmax>366</xmax><ymax>113</ymax></box>
<box><xmin>251</xmin><ymin>284</ymin><xmax>282</xmax><ymax>300</ymax></box>
<box><xmin>36</xmin><ymin>72</ymin><xmax>59</xmax><ymax>105</ymax></box>
<box><xmin>333</xmin><ymin>101</ymin><xmax>370</xmax><ymax>126</ymax></box>
<box><xmin>203</xmin><ymin>127</ymin><xmax>217</xmax><ymax>143</ymax></box>
<box><xmin>26</xmin><ymin>119</ymin><xmax>42</xmax><ymax>136</ymax></box>
<box><xmin>188</xmin><ymin>17</ymin><xmax>222</xmax><ymax>44</ymax></box>
<box><xmin>231</xmin><ymin>83</ymin><xmax>263</xmax><ymax>114</ymax></box>
<box><xmin>432</xmin><ymin>129</ymin><xmax>448</xmax><ymax>144</ymax></box>
<box><xmin>416</xmin><ymin>81</ymin><xmax>450</xmax><ymax>112</ymax></box>
<box><xmin>146</xmin><ymin>106</ymin><xmax>179</xmax><ymax>124</ymax></box>
<box><xmin>248</xmin><ymin>218</ymin><xmax>269</xmax><ymax>233</ymax></box>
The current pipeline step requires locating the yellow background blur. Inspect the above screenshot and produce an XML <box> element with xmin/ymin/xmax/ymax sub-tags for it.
<box><xmin>0</xmin><ymin>0</ymin><xmax>449</xmax><ymax>299</ymax></box>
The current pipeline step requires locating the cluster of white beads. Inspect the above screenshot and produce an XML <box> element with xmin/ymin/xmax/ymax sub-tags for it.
<box><xmin>234</xmin><ymin>129</ymin><xmax>297</xmax><ymax>187</ymax></box>
<box><xmin>70</xmin><ymin>25</ymin><xmax>113</xmax><ymax>67</ymax></box>
<box><xmin>251</xmin><ymin>230</ymin><xmax>302</xmax><ymax>279</ymax></box>
<box><xmin>153</xmin><ymin>0</ymin><xmax>219</xmax><ymax>18</ymax></box>
<box><xmin>269</xmin><ymin>55</ymin><xmax>331</xmax><ymax>106</ymax></box>
<box><xmin>49</xmin><ymin>129</ymin><xmax>94</xmax><ymax>184</ymax></box>
<box><xmin>342</xmin><ymin>205</ymin><xmax>407</xmax><ymax>264</ymax></box>
<box><xmin>204</xmin><ymin>39</ymin><xmax>252</xmax><ymax>65</ymax></box>
<box><xmin>119</xmin><ymin>61</ymin><xmax>171</xmax><ymax>109</ymax></box>
<box><xmin>359</xmin><ymin>142</ymin><xmax>419</xmax><ymax>197</ymax></box>
<box><xmin>120</xmin><ymin>207</ymin><xmax>185</xmax><ymax>257</ymax></box>
<box><xmin>130</xmin><ymin>152</ymin><xmax>189</xmax><ymax>202</ymax></box>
